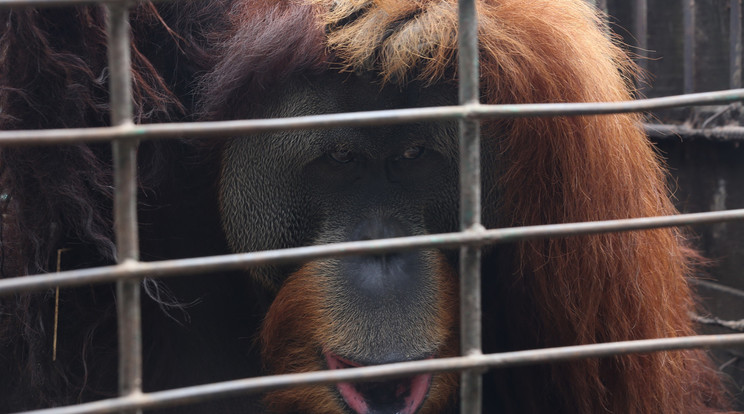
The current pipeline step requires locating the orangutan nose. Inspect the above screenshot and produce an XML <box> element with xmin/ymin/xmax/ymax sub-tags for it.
<box><xmin>342</xmin><ymin>217</ymin><xmax>425</xmax><ymax>299</ymax></box>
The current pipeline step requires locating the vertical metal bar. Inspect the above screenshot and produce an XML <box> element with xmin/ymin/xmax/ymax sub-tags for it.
<box><xmin>106</xmin><ymin>2</ymin><xmax>142</xmax><ymax>412</ymax></box>
<box><xmin>587</xmin><ymin>0</ymin><xmax>609</xmax><ymax>37</ymax></box>
<box><xmin>591</xmin><ymin>0</ymin><xmax>608</xmax><ymax>14</ymax></box>
<box><xmin>730</xmin><ymin>0</ymin><xmax>742</xmax><ymax>90</ymax></box>
<box><xmin>457</xmin><ymin>0</ymin><xmax>482</xmax><ymax>413</ymax></box>
<box><xmin>683</xmin><ymin>0</ymin><xmax>696</xmax><ymax>94</ymax></box>
<box><xmin>634</xmin><ymin>0</ymin><xmax>649</xmax><ymax>94</ymax></box>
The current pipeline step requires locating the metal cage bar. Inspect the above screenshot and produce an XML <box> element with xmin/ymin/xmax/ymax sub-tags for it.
<box><xmin>593</xmin><ymin>0</ymin><xmax>608</xmax><ymax>14</ymax></box>
<box><xmin>731</xmin><ymin>0</ymin><xmax>742</xmax><ymax>90</ymax></box>
<box><xmin>4</xmin><ymin>208</ymin><xmax>744</xmax><ymax>295</ymax></box>
<box><xmin>457</xmin><ymin>0</ymin><xmax>483</xmax><ymax>412</ymax></box>
<box><xmin>634</xmin><ymin>0</ymin><xmax>649</xmax><ymax>94</ymax></box>
<box><xmin>105</xmin><ymin>3</ymin><xmax>143</xmax><ymax>413</ymax></box>
<box><xmin>683</xmin><ymin>0</ymin><xmax>696</xmax><ymax>94</ymax></box>
<box><xmin>15</xmin><ymin>333</ymin><xmax>744</xmax><ymax>414</ymax></box>
<box><xmin>2</xmin><ymin>89</ymin><xmax>744</xmax><ymax>146</ymax></box>
<box><xmin>644</xmin><ymin>122</ymin><xmax>744</xmax><ymax>140</ymax></box>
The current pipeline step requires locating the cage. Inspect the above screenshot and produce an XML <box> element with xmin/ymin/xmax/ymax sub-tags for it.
<box><xmin>1</xmin><ymin>0</ymin><xmax>744</xmax><ymax>413</ymax></box>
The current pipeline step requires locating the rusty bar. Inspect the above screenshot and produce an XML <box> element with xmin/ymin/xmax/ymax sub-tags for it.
<box><xmin>683</xmin><ymin>0</ymin><xmax>696</xmax><ymax>94</ymax></box>
<box><xmin>634</xmin><ymin>0</ymin><xmax>649</xmax><ymax>94</ymax></box>
<box><xmin>731</xmin><ymin>0</ymin><xmax>742</xmax><ymax>90</ymax></box>
<box><xmin>105</xmin><ymin>3</ymin><xmax>142</xmax><ymax>412</ymax></box>
<box><xmin>457</xmin><ymin>0</ymin><xmax>483</xmax><ymax>411</ymax></box>
<box><xmin>2</xmin><ymin>88</ymin><xmax>744</xmax><ymax>146</ymax></box>
<box><xmin>15</xmin><ymin>333</ymin><xmax>744</xmax><ymax>414</ymax></box>
<box><xmin>4</xmin><ymin>208</ymin><xmax>744</xmax><ymax>296</ymax></box>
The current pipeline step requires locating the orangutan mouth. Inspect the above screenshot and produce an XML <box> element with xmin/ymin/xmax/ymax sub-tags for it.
<box><xmin>325</xmin><ymin>352</ymin><xmax>432</xmax><ymax>414</ymax></box>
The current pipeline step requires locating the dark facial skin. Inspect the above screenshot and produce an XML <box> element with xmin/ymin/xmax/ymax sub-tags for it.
<box><xmin>219</xmin><ymin>72</ymin><xmax>462</xmax><ymax>289</ymax></box>
<box><xmin>219</xmin><ymin>72</ymin><xmax>474</xmax><ymax>413</ymax></box>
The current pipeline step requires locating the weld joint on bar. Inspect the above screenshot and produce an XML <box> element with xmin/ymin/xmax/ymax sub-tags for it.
<box><xmin>464</xmin><ymin>352</ymin><xmax>488</xmax><ymax>375</ymax></box>
<box><xmin>464</xmin><ymin>223</ymin><xmax>486</xmax><ymax>233</ymax></box>
<box><xmin>117</xmin><ymin>120</ymin><xmax>135</xmax><ymax>128</ymax></box>
<box><xmin>126</xmin><ymin>390</ymin><xmax>144</xmax><ymax>400</ymax></box>
<box><xmin>113</xmin><ymin>122</ymin><xmax>136</xmax><ymax>136</ymax></box>
<box><xmin>464</xmin><ymin>349</ymin><xmax>484</xmax><ymax>357</ymax></box>
<box><xmin>119</xmin><ymin>258</ymin><xmax>140</xmax><ymax>269</ymax></box>
<box><xmin>462</xmin><ymin>102</ymin><xmax>482</xmax><ymax>119</ymax></box>
<box><xmin>462</xmin><ymin>224</ymin><xmax>487</xmax><ymax>249</ymax></box>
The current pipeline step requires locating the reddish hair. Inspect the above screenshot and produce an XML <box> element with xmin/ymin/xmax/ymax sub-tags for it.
<box><xmin>260</xmin><ymin>256</ymin><xmax>460</xmax><ymax>413</ymax></box>
<box><xmin>198</xmin><ymin>0</ymin><xmax>329</xmax><ymax>119</ymax></box>
<box><xmin>301</xmin><ymin>0</ymin><xmax>728</xmax><ymax>411</ymax></box>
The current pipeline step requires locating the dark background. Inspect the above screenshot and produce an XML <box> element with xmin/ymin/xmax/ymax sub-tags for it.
<box><xmin>601</xmin><ymin>0</ymin><xmax>744</xmax><ymax>406</ymax></box>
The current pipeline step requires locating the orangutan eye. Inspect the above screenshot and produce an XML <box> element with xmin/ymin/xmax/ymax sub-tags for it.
<box><xmin>401</xmin><ymin>146</ymin><xmax>424</xmax><ymax>160</ymax></box>
<box><xmin>329</xmin><ymin>150</ymin><xmax>354</xmax><ymax>163</ymax></box>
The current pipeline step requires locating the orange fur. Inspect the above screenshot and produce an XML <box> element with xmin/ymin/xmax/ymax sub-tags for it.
<box><xmin>308</xmin><ymin>0</ymin><xmax>729</xmax><ymax>412</ymax></box>
<box><xmin>261</xmin><ymin>256</ymin><xmax>459</xmax><ymax>413</ymax></box>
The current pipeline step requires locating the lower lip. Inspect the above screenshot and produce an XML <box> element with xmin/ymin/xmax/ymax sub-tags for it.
<box><xmin>324</xmin><ymin>352</ymin><xmax>433</xmax><ymax>414</ymax></box>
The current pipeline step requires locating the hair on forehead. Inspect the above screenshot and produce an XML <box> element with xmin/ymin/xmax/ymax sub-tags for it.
<box><xmin>199</xmin><ymin>1</ymin><xmax>329</xmax><ymax>119</ymax></box>
<box><xmin>314</xmin><ymin>0</ymin><xmax>459</xmax><ymax>85</ymax></box>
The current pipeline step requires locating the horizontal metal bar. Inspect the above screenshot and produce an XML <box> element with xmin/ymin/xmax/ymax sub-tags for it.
<box><xmin>645</xmin><ymin>123</ymin><xmax>744</xmax><ymax>140</ymax></box>
<box><xmin>3</xmin><ymin>208</ymin><xmax>744</xmax><ymax>296</ymax></box>
<box><xmin>690</xmin><ymin>278</ymin><xmax>744</xmax><ymax>300</ymax></box>
<box><xmin>15</xmin><ymin>333</ymin><xmax>744</xmax><ymax>414</ymax></box>
<box><xmin>2</xmin><ymin>89</ymin><xmax>744</xmax><ymax>146</ymax></box>
<box><xmin>692</xmin><ymin>314</ymin><xmax>744</xmax><ymax>332</ymax></box>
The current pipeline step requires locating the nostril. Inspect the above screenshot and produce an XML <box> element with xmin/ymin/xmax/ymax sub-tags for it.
<box><xmin>344</xmin><ymin>252</ymin><xmax>421</xmax><ymax>298</ymax></box>
<box><xmin>341</xmin><ymin>218</ymin><xmax>425</xmax><ymax>299</ymax></box>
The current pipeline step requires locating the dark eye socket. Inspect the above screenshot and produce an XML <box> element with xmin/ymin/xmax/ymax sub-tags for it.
<box><xmin>401</xmin><ymin>146</ymin><xmax>424</xmax><ymax>160</ymax></box>
<box><xmin>329</xmin><ymin>150</ymin><xmax>354</xmax><ymax>164</ymax></box>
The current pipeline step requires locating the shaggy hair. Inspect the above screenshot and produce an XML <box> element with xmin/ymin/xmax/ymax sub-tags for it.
<box><xmin>0</xmin><ymin>3</ymin><xmax>231</xmax><ymax>407</ymax></box>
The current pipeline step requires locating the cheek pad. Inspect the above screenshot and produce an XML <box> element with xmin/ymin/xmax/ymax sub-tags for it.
<box><xmin>219</xmin><ymin>139</ymin><xmax>314</xmax><ymax>255</ymax></box>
